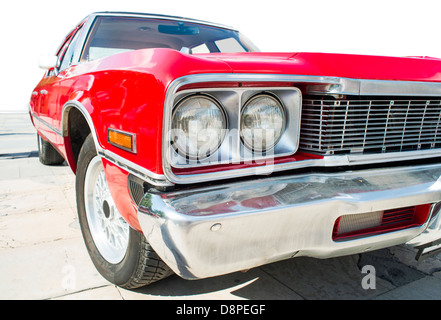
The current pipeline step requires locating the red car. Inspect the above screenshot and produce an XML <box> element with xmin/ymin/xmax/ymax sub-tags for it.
<box><xmin>30</xmin><ymin>11</ymin><xmax>441</xmax><ymax>288</ymax></box>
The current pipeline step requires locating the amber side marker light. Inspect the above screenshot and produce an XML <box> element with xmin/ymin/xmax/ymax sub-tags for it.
<box><xmin>108</xmin><ymin>128</ymin><xmax>137</xmax><ymax>153</ymax></box>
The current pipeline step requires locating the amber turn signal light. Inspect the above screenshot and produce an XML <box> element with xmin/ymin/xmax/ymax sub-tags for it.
<box><xmin>108</xmin><ymin>128</ymin><xmax>136</xmax><ymax>153</ymax></box>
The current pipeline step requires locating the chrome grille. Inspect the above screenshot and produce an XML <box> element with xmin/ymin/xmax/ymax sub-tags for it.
<box><xmin>300</xmin><ymin>97</ymin><xmax>441</xmax><ymax>155</ymax></box>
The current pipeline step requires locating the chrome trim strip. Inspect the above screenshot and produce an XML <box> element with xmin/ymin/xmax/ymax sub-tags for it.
<box><xmin>97</xmin><ymin>150</ymin><xmax>171</xmax><ymax>187</ymax></box>
<box><xmin>359</xmin><ymin>79</ymin><xmax>441</xmax><ymax>97</ymax></box>
<box><xmin>30</xmin><ymin>111</ymin><xmax>62</xmax><ymax>136</ymax></box>
<box><xmin>346</xmin><ymin>148</ymin><xmax>441</xmax><ymax>164</ymax></box>
<box><xmin>61</xmin><ymin>101</ymin><xmax>172</xmax><ymax>187</ymax></box>
<box><xmin>90</xmin><ymin>12</ymin><xmax>237</xmax><ymax>31</ymax></box>
<box><xmin>166</xmin><ymin>149</ymin><xmax>441</xmax><ymax>185</ymax></box>
<box><xmin>162</xmin><ymin>74</ymin><xmax>441</xmax><ymax>184</ymax></box>
<box><xmin>71</xmin><ymin>16</ymin><xmax>95</xmax><ymax>66</ymax></box>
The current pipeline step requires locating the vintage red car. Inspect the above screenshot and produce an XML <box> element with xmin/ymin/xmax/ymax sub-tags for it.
<box><xmin>29</xmin><ymin>11</ymin><xmax>441</xmax><ymax>288</ymax></box>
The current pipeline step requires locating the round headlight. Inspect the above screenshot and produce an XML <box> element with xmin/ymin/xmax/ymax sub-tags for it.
<box><xmin>240</xmin><ymin>94</ymin><xmax>285</xmax><ymax>152</ymax></box>
<box><xmin>171</xmin><ymin>95</ymin><xmax>227</xmax><ymax>160</ymax></box>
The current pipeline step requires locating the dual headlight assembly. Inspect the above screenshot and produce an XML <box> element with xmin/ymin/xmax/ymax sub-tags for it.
<box><xmin>169</xmin><ymin>88</ymin><xmax>301</xmax><ymax>167</ymax></box>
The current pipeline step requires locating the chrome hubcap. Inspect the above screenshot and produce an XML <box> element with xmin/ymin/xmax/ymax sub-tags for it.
<box><xmin>84</xmin><ymin>156</ymin><xmax>129</xmax><ymax>264</ymax></box>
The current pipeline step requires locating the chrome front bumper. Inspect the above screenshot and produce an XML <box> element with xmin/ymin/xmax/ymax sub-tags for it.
<box><xmin>137</xmin><ymin>163</ymin><xmax>441</xmax><ymax>280</ymax></box>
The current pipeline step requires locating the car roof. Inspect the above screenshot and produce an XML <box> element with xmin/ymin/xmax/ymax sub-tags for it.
<box><xmin>87</xmin><ymin>11</ymin><xmax>237</xmax><ymax>32</ymax></box>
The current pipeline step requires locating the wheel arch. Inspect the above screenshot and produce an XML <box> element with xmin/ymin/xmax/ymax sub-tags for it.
<box><xmin>61</xmin><ymin>99</ymin><xmax>171</xmax><ymax>185</ymax></box>
<box><xmin>61</xmin><ymin>100</ymin><xmax>101</xmax><ymax>174</ymax></box>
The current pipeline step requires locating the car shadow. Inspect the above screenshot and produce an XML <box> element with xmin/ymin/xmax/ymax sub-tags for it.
<box><xmin>0</xmin><ymin>151</ymin><xmax>39</xmax><ymax>159</ymax></box>
<box><xmin>126</xmin><ymin>246</ymin><xmax>434</xmax><ymax>300</ymax></box>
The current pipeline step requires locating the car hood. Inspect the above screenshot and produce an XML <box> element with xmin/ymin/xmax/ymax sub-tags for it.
<box><xmin>194</xmin><ymin>51</ymin><xmax>441</xmax><ymax>82</ymax></box>
<box><xmin>71</xmin><ymin>49</ymin><xmax>441</xmax><ymax>87</ymax></box>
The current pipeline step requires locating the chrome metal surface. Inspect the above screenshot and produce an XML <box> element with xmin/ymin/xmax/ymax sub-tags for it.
<box><xmin>90</xmin><ymin>12</ymin><xmax>237</xmax><ymax>31</ymax></box>
<box><xmin>30</xmin><ymin>111</ymin><xmax>62</xmax><ymax>136</ymax></box>
<box><xmin>300</xmin><ymin>97</ymin><xmax>441</xmax><ymax>155</ymax></box>
<box><xmin>84</xmin><ymin>156</ymin><xmax>129</xmax><ymax>264</ymax></box>
<box><xmin>408</xmin><ymin>201</ymin><xmax>441</xmax><ymax>247</ymax></box>
<box><xmin>138</xmin><ymin>162</ymin><xmax>441</xmax><ymax>279</ymax></box>
<box><xmin>162</xmin><ymin>74</ymin><xmax>441</xmax><ymax>184</ymax></box>
<box><xmin>167</xmin><ymin>87</ymin><xmax>302</xmax><ymax>169</ymax></box>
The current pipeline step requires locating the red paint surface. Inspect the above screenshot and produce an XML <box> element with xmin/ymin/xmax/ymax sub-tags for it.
<box><xmin>29</xmin><ymin>36</ymin><xmax>441</xmax><ymax>230</ymax></box>
<box><xmin>102</xmin><ymin>158</ymin><xmax>142</xmax><ymax>232</ymax></box>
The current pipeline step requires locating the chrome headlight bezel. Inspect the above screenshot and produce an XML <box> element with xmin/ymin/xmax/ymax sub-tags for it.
<box><xmin>240</xmin><ymin>93</ymin><xmax>286</xmax><ymax>152</ymax></box>
<box><xmin>171</xmin><ymin>94</ymin><xmax>227</xmax><ymax>160</ymax></box>
<box><xmin>165</xmin><ymin>85</ymin><xmax>302</xmax><ymax>177</ymax></box>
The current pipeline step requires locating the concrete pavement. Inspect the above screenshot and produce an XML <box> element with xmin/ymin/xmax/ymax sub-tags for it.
<box><xmin>1</xmin><ymin>113</ymin><xmax>441</xmax><ymax>300</ymax></box>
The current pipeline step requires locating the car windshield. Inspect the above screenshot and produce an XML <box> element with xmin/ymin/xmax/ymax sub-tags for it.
<box><xmin>81</xmin><ymin>16</ymin><xmax>259</xmax><ymax>61</ymax></box>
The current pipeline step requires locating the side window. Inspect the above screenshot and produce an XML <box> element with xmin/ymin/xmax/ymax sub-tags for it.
<box><xmin>46</xmin><ymin>35</ymin><xmax>72</xmax><ymax>77</ymax></box>
<box><xmin>59</xmin><ymin>27</ymin><xmax>83</xmax><ymax>71</ymax></box>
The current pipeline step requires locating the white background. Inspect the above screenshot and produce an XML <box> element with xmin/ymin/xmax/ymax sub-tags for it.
<box><xmin>1</xmin><ymin>0</ymin><xmax>440</xmax><ymax>112</ymax></box>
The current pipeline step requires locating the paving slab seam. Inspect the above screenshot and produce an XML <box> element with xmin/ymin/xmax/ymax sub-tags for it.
<box><xmin>257</xmin><ymin>266</ymin><xmax>307</xmax><ymax>300</ymax></box>
<box><xmin>45</xmin><ymin>284</ymin><xmax>113</xmax><ymax>300</ymax></box>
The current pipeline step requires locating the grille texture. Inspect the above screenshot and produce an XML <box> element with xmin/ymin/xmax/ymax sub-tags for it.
<box><xmin>128</xmin><ymin>175</ymin><xmax>145</xmax><ymax>206</ymax></box>
<box><xmin>300</xmin><ymin>96</ymin><xmax>441</xmax><ymax>155</ymax></box>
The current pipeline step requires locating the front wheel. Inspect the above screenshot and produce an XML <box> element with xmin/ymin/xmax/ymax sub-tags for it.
<box><xmin>76</xmin><ymin>134</ymin><xmax>172</xmax><ymax>289</ymax></box>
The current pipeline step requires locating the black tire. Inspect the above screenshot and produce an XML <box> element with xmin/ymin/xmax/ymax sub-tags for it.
<box><xmin>76</xmin><ymin>134</ymin><xmax>173</xmax><ymax>289</ymax></box>
<box><xmin>37</xmin><ymin>134</ymin><xmax>65</xmax><ymax>165</ymax></box>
